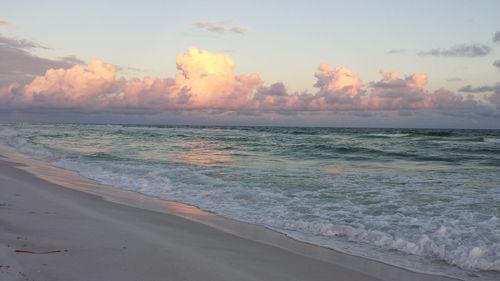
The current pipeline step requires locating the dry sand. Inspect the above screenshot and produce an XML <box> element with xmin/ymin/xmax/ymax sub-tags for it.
<box><xmin>0</xmin><ymin>151</ymin><xmax>459</xmax><ymax>281</ymax></box>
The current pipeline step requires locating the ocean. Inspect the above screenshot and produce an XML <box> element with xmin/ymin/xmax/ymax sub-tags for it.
<box><xmin>1</xmin><ymin>123</ymin><xmax>499</xmax><ymax>280</ymax></box>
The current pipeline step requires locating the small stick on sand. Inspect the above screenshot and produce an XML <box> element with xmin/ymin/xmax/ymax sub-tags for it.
<box><xmin>15</xmin><ymin>250</ymin><xmax>63</xmax><ymax>254</ymax></box>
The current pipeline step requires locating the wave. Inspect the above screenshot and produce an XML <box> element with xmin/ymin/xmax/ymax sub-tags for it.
<box><xmin>84</xmin><ymin>152</ymin><xmax>135</xmax><ymax>162</ymax></box>
<box><xmin>286</xmin><ymin>143</ymin><xmax>461</xmax><ymax>162</ymax></box>
<box><xmin>413</xmin><ymin>131</ymin><xmax>455</xmax><ymax>137</ymax></box>
<box><xmin>400</xmin><ymin>130</ymin><xmax>457</xmax><ymax>138</ymax></box>
<box><xmin>265</xmin><ymin>218</ymin><xmax>500</xmax><ymax>272</ymax></box>
<box><xmin>364</xmin><ymin>133</ymin><xmax>411</xmax><ymax>138</ymax></box>
<box><xmin>484</xmin><ymin>138</ymin><xmax>500</xmax><ymax>144</ymax></box>
<box><xmin>114</xmin><ymin>128</ymin><xmax>166</xmax><ymax>138</ymax></box>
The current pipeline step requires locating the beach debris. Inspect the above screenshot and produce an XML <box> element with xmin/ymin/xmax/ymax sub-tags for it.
<box><xmin>14</xmin><ymin>249</ymin><xmax>67</xmax><ymax>254</ymax></box>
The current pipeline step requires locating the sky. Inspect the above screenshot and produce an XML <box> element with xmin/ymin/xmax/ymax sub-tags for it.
<box><xmin>1</xmin><ymin>0</ymin><xmax>500</xmax><ymax>128</ymax></box>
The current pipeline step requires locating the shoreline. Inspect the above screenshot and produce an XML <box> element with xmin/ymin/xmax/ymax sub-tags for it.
<box><xmin>0</xmin><ymin>144</ymin><xmax>462</xmax><ymax>281</ymax></box>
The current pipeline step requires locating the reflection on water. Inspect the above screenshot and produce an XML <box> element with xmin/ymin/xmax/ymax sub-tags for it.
<box><xmin>324</xmin><ymin>165</ymin><xmax>347</xmax><ymax>174</ymax></box>
<box><xmin>176</xmin><ymin>139</ymin><xmax>232</xmax><ymax>166</ymax></box>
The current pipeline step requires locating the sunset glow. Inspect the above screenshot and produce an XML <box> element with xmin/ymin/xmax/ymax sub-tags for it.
<box><xmin>1</xmin><ymin>0</ymin><xmax>499</xmax><ymax>127</ymax></box>
<box><xmin>0</xmin><ymin>48</ymin><xmax>495</xmax><ymax>115</ymax></box>
<box><xmin>1</xmin><ymin>3</ymin><xmax>499</xmax><ymax>280</ymax></box>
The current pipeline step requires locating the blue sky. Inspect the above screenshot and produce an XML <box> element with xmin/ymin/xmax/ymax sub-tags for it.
<box><xmin>1</xmin><ymin>1</ymin><xmax>500</xmax><ymax>127</ymax></box>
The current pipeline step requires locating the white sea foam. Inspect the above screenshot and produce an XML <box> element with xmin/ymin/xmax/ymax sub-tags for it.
<box><xmin>484</xmin><ymin>138</ymin><xmax>500</xmax><ymax>144</ymax></box>
<box><xmin>367</xmin><ymin>133</ymin><xmax>410</xmax><ymax>138</ymax></box>
<box><xmin>263</xmin><ymin>217</ymin><xmax>500</xmax><ymax>272</ymax></box>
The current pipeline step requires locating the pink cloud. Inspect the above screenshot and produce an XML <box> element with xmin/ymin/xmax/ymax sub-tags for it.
<box><xmin>174</xmin><ymin>48</ymin><xmax>242</xmax><ymax>109</ymax></box>
<box><xmin>311</xmin><ymin>64</ymin><xmax>364</xmax><ymax>110</ymax></box>
<box><xmin>364</xmin><ymin>71</ymin><xmax>431</xmax><ymax>110</ymax></box>
<box><xmin>21</xmin><ymin>60</ymin><xmax>116</xmax><ymax>108</ymax></box>
<box><xmin>194</xmin><ymin>22</ymin><xmax>248</xmax><ymax>35</ymax></box>
<box><xmin>0</xmin><ymin>48</ymin><xmax>497</xmax><ymax>115</ymax></box>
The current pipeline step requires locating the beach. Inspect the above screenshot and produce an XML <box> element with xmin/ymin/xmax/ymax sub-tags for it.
<box><xmin>2</xmin><ymin>1</ymin><xmax>499</xmax><ymax>279</ymax></box>
<box><xmin>0</xmin><ymin>145</ymin><xmax>462</xmax><ymax>281</ymax></box>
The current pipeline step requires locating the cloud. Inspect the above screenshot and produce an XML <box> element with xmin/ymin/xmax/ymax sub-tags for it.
<box><xmin>365</xmin><ymin>71</ymin><xmax>430</xmax><ymax>110</ymax></box>
<box><xmin>494</xmin><ymin>31</ymin><xmax>500</xmax><ymax>43</ymax></box>
<box><xmin>194</xmin><ymin>21</ymin><xmax>247</xmax><ymax>35</ymax></box>
<box><xmin>418</xmin><ymin>43</ymin><xmax>491</xmax><ymax>57</ymax></box>
<box><xmin>457</xmin><ymin>83</ymin><xmax>500</xmax><ymax>108</ymax></box>
<box><xmin>310</xmin><ymin>64</ymin><xmax>364</xmax><ymax>110</ymax></box>
<box><xmin>2</xmin><ymin>48</ymin><xmax>262</xmax><ymax>111</ymax></box>
<box><xmin>0</xmin><ymin>20</ymin><xmax>7</xmax><ymax>26</ymax></box>
<box><xmin>174</xmin><ymin>48</ymin><xmax>257</xmax><ymax>109</ymax></box>
<box><xmin>458</xmin><ymin>85</ymin><xmax>496</xmax><ymax>93</ymax></box>
<box><xmin>231</xmin><ymin>26</ymin><xmax>247</xmax><ymax>34</ymax></box>
<box><xmin>195</xmin><ymin>22</ymin><xmax>225</xmax><ymax>33</ymax></box>
<box><xmin>387</xmin><ymin>49</ymin><xmax>406</xmax><ymax>54</ymax></box>
<box><xmin>21</xmin><ymin>60</ymin><xmax>117</xmax><ymax>108</ymax></box>
<box><xmin>0</xmin><ymin>34</ymin><xmax>83</xmax><ymax>87</ymax></box>
<box><xmin>58</xmin><ymin>55</ymin><xmax>86</xmax><ymax>65</ymax></box>
<box><xmin>1</xmin><ymin>48</ymin><xmax>499</xmax><ymax>119</ymax></box>
<box><xmin>493</xmin><ymin>60</ymin><xmax>500</xmax><ymax>69</ymax></box>
<box><xmin>0</xmin><ymin>34</ymin><xmax>48</xmax><ymax>49</ymax></box>
<box><xmin>487</xmin><ymin>85</ymin><xmax>500</xmax><ymax>108</ymax></box>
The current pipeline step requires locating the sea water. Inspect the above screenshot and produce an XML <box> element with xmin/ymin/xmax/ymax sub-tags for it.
<box><xmin>1</xmin><ymin>123</ymin><xmax>499</xmax><ymax>280</ymax></box>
